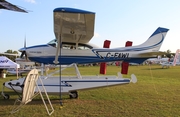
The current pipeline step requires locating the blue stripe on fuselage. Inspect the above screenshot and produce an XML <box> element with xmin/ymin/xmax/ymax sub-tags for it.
<box><xmin>28</xmin><ymin>56</ymin><xmax>148</xmax><ymax>65</ymax></box>
<box><xmin>38</xmin><ymin>79</ymin><xmax>130</xmax><ymax>87</ymax></box>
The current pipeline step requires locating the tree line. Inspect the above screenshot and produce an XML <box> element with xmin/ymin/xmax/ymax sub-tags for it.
<box><xmin>0</xmin><ymin>50</ymin><xmax>19</xmax><ymax>61</ymax></box>
<box><xmin>162</xmin><ymin>49</ymin><xmax>175</xmax><ymax>58</ymax></box>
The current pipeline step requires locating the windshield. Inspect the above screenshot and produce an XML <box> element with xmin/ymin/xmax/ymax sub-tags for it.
<box><xmin>47</xmin><ymin>39</ymin><xmax>57</xmax><ymax>47</ymax></box>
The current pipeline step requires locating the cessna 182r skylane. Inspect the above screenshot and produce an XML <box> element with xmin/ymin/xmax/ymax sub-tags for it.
<box><xmin>2</xmin><ymin>8</ymin><xmax>169</xmax><ymax>99</ymax></box>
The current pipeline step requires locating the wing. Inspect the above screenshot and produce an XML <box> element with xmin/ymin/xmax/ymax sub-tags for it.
<box><xmin>0</xmin><ymin>0</ymin><xmax>28</xmax><ymax>13</ymax></box>
<box><xmin>0</xmin><ymin>52</ymin><xmax>19</xmax><ymax>56</ymax></box>
<box><xmin>53</xmin><ymin>7</ymin><xmax>95</xmax><ymax>43</ymax></box>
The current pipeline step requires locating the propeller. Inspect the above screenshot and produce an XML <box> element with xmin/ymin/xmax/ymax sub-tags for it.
<box><xmin>20</xmin><ymin>51</ymin><xmax>27</xmax><ymax>59</ymax></box>
<box><xmin>20</xmin><ymin>37</ymin><xmax>28</xmax><ymax>60</ymax></box>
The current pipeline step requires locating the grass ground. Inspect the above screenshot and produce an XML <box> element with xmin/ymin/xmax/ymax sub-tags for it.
<box><xmin>0</xmin><ymin>65</ymin><xmax>180</xmax><ymax>117</ymax></box>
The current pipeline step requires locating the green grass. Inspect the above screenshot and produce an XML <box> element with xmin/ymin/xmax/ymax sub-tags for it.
<box><xmin>1</xmin><ymin>65</ymin><xmax>180</xmax><ymax>117</ymax></box>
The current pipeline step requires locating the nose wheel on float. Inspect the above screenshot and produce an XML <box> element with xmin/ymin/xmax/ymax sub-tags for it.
<box><xmin>1</xmin><ymin>82</ymin><xmax>22</xmax><ymax>100</ymax></box>
<box><xmin>69</xmin><ymin>91</ymin><xmax>78</xmax><ymax>99</ymax></box>
<box><xmin>1</xmin><ymin>83</ymin><xmax>10</xmax><ymax>100</ymax></box>
<box><xmin>2</xmin><ymin>93</ymin><xmax>10</xmax><ymax>99</ymax></box>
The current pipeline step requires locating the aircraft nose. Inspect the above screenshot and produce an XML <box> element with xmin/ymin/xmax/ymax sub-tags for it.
<box><xmin>19</xmin><ymin>47</ymin><xmax>28</xmax><ymax>59</ymax></box>
<box><xmin>18</xmin><ymin>47</ymin><xmax>26</xmax><ymax>52</ymax></box>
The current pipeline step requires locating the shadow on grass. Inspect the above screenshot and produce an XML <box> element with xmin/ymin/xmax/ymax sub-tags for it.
<box><xmin>141</xmin><ymin>68</ymin><xmax>169</xmax><ymax>70</ymax></box>
<box><xmin>0</xmin><ymin>91</ymin><xmax>72</xmax><ymax>106</ymax></box>
<box><xmin>0</xmin><ymin>91</ymin><xmax>20</xmax><ymax>105</ymax></box>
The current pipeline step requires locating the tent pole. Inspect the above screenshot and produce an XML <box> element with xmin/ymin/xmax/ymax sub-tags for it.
<box><xmin>16</xmin><ymin>68</ymin><xmax>18</xmax><ymax>79</ymax></box>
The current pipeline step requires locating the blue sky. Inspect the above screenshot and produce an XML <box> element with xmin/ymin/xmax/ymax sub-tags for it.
<box><xmin>0</xmin><ymin>0</ymin><xmax>180</xmax><ymax>53</ymax></box>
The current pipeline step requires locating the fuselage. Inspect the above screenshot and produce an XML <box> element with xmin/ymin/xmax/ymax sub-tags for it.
<box><xmin>19</xmin><ymin>39</ymin><xmax>151</xmax><ymax>65</ymax></box>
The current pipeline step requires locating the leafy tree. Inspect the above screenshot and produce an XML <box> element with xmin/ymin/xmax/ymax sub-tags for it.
<box><xmin>167</xmin><ymin>49</ymin><xmax>171</xmax><ymax>54</ymax></box>
<box><xmin>162</xmin><ymin>49</ymin><xmax>175</xmax><ymax>58</ymax></box>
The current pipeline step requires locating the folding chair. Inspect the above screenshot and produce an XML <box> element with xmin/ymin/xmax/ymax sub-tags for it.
<box><xmin>11</xmin><ymin>69</ymin><xmax>54</xmax><ymax>115</ymax></box>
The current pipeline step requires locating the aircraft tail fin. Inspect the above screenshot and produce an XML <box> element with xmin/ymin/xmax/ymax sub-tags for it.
<box><xmin>138</xmin><ymin>27</ymin><xmax>169</xmax><ymax>52</ymax></box>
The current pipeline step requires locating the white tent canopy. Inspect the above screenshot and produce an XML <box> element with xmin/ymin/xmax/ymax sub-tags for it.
<box><xmin>0</xmin><ymin>56</ymin><xmax>20</xmax><ymax>69</ymax></box>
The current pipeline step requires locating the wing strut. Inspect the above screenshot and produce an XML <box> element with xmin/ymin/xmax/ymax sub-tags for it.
<box><xmin>53</xmin><ymin>8</ymin><xmax>64</xmax><ymax>108</ymax></box>
<box><xmin>53</xmin><ymin>33</ymin><xmax>61</xmax><ymax>64</ymax></box>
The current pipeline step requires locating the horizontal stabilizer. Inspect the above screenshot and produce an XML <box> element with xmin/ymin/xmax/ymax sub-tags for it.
<box><xmin>138</xmin><ymin>51</ymin><xmax>166</xmax><ymax>56</ymax></box>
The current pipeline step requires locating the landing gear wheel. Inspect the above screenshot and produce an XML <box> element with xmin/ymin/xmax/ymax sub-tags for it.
<box><xmin>69</xmin><ymin>91</ymin><xmax>78</xmax><ymax>99</ymax></box>
<box><xmin>3</xmin><ymin>94</ymin><xmax>10</xmax><ymax>100</ymax></box>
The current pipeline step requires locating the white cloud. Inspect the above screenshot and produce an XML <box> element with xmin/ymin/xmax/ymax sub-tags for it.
<box><xmin>73</xmin><ymin>4</ymin><xmax>78</xmax><ymax>8</ymax></box>
<box><xmin>24</xmin><ymin>0</ymin><xmax>36</xmax><ymax>4</ymax></box>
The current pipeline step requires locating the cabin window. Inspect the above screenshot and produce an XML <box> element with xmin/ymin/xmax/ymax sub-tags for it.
<box><xmin>62</xmin><ymin>42</ymin><xmax>76</xmax><ymax>49</ymax></box>
<box><xmin>61</xmin><ymin>43</ymin><xmax>93</xmax><ymax>50</ymax></box>
<box><xmin>78</xmin><ymin>44</ymin><xmax>92</xmax><ymax>50</ymax></box>
<box><xmin>47</xmin><ymin>39</ymin><xmax>93</xmax><ymax>50</ymax></box>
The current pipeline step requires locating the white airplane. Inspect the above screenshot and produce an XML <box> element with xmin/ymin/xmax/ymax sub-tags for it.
<box><xmin>160</xmin><ymin>49</ymin><xmax>180</xmax><ymax>68</ymax></box>
<box><xmin>18</xmin><ymin>28</ymin><xmax>169</xmax><ymax>66</ymax></box>
<box><xmin>2</xmin><ymin>7</ymin><xmax>169</xmax><ymax>99</ymax></box>
<box><xmin>147</xmin><ymin>57</ymin><xmax>169</xmax><ymax>64</ymax></box>
<box><xmin>160</xmin><ymin>62</ymin><xmax>172</xmax><ymax>68</ymax></box>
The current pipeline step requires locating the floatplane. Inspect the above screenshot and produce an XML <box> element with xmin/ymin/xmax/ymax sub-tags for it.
<box><xmin>2</xmin><ymin>7</ymin><xmax>169</xmax><ymax>100</ymax></box>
